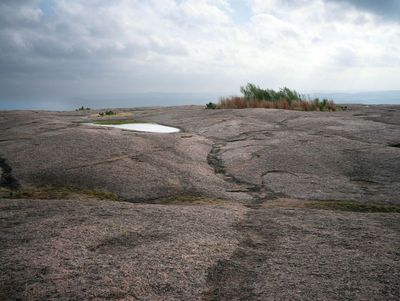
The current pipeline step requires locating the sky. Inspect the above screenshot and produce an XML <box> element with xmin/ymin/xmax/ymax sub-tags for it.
<box><xmin>0</xmin><ymin>0</ymin><xmax>399</xmax><ymax>108</ymax></box>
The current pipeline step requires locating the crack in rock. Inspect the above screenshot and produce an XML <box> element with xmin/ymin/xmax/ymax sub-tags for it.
<box><xmin>262</xmin><ymin>170</ymin><xmax>299</xmax><ymax>177</ymax></box>
<box><xmin>207</xmin><ymin>139</ymin><xmax>286</xmax><ymax>204</ymax></box>
<box><xmin>67</xmin><ymin>154</ymin><xmax>143</xmax><ymax>170</ymax></box>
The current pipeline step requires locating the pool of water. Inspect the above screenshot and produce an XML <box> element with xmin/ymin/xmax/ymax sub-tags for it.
<box><xmin>89</xmin><ymin>123</ymin><xmax>180</xmax><ymax>133</ymax></box>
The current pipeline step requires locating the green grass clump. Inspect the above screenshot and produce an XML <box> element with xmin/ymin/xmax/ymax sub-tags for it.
<box><xmin>305</xmin><ymin>200</ymin><xmax>400</xmax><ymax>213</ymax></box>
<box><xmin>206</xmin><ymin>102</ymin><xmax>217</xmax><ymax>109</ymax></box>
<box><xmin>214</xmin><ymin>83</ymin><xmax>338</xmax><ymax>111</ymax></box>
<box><xmin>98</xmin><ymin>110</ymin><xmax>117</xmax><ymax>117</ymax></box>
<box><xmin>93</xmin><ymin>119</ymin><xmax>144</xmax><ymax>125</ymax></box>
<box><xmin>0</xmin><ymin>186</ymin><xmax>120</xmax><ymax>201</ymax></box>
<box><xmin>240</xmin><ymin>83</ymin><xmax>303</xmax><ymax>104</ymax></box>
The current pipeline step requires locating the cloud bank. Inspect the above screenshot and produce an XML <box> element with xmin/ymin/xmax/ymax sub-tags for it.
<box><xmin>0</xmin><ymin>0</ymin><xmax>399</xmax><ymax>104</ymax></box>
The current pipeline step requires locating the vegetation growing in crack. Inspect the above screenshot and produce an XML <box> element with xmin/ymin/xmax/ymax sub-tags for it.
<box><xmin>209</xmin><ymin>83</ymin><xmax>341</xmax><ymax>111</ymax></box>
<box><xmin>266</xmin><ymin>199</ymin><xmax>400</xmax><ymax>213</ymax></box>
<box><xmin>0</xmin><ymin>186</ymin><xmax>120</xmax><ymax>201</ymax></box>
<box><xmin>145</xmin><ymin>195</ymin><xmax>224</xmax><ymax>205</ymax></box>
<box><xmin>304</xmin><ymin>200</ymin><xmax>400</xmax><ymax>213</ymax></box>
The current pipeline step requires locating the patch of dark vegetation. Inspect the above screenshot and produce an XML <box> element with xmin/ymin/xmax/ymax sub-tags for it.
<box><xmin>93</xmin><ymin>119</ymin><xmax>142</xmax><ymax>125</ymax></box>
<box><xmin>305</xmin><ymin>200</ymin><xmax>400</xmax><ymax>213</ymax></box>
<box><xmin>388</xmin><ymin>143</ymin><xmax>400</xmax><ymax>148</ymax></box>
<box><xmin>98</xmin><ymin>110</ymin><xmax>116</xmax><ymax>117</ymax></box>
<box><xmin>213</xmin><ymin>83</ymin><xmax>338</xmax><ymax>111</ymax></box>
<box><xmin>206</xmin><ymin>102</ymin><xmax>217</xmax><ymax>109</ymax></box>
<box><xmin>146</xmin><ymin>195</ymin><xmax>224</xmax><ymax>205</ymax></box>
<box><xmin>75</xmin><ymin>106</ymin><xmax>91</xmax><ymax>111</ymax></box>
<box><xmin>87</xmin><ymin>231</ymin><xmax>168</xmax><ymax>253</ymax></box>
<box><xmin>0</xmin><ymin>185</ymin><xmax>120</xmax><ymax>201</ymax></box>
<box><xmin>0</xmin><ymin>156</ymin><xmax>19</xmax><ymax>189</ymax></box>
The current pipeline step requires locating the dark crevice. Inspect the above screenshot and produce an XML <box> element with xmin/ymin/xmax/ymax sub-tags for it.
<box><xmin>207</xmin><ymin>142</ymin><xmax>227</xmax><ymax>175</ymax></box>
<box><xmin>262</xmin><ymin>170</ymin><xmax>299</xmax><ymax>177</ymax></box>
<box><xmin>388</xmin><ymin>143</ymin><xmax>400</xmax><ymax>148</ymax></box>
<box><xmin>87</xmin><ymin>231</ymin><xmax>169</xmax><ymax>253</ymax></box>
<box><xmin>0</xmin><ymin>156</ymin><xmax>19</xmax><ymax>189</ymax></box>
<box><xmin>207</xmin><ymin>139</ymin><xmax>286</xmax><ymax>206</ymax></box>
<box><xmin>207</xmin><ymin>141</ymin><xmax>260</xmax><ymax>197</ymax></box>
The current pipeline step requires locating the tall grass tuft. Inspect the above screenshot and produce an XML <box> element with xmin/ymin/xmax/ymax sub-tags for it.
<box><xmin>214</xmin><ymin>83</ymin><xmax>338</xmax><ymax>111</ymax></box>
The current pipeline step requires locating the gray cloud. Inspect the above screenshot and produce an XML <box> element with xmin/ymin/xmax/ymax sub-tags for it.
<box><xmin>0</xmin><ymin>0</ymin><xmax>399</xmax><ymax>107</ymax></box>
<box><xmin>331</xmin><ymin>46</ymin><xmax>359</xmax><ymax>67</ymax></box>
<box><xmin>326</xmin><ymin>0</ymin><xmax>400</xmax><ymax>21</ymax></box>
<box><xmin>0</xmin><ymin>1</ymin><xmax>189</xmax><ymax>78</ymax></box>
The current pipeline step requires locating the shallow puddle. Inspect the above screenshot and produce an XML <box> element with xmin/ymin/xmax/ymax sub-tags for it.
<box><xmin>89</xmin><ymin>123</ymin><xmax>180</xmax><ymax>133</ymax></box>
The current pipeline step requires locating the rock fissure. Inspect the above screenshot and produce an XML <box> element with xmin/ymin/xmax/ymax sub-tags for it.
<box><xmin>207</xmin><ymin>137</ymin><xmax>287</xmax><ymax>206</ymax></box>
<box><xmin>207</xmin><ymin>140</ymin><xmax>261</xmax><ymax>199</ymax></box>
<box><xmin>67</xmin><ymin>154</ymin><xmax>142</xmax><ymax>170</ymax></box>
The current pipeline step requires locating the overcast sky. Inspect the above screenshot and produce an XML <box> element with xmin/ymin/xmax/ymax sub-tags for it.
<box><xmin>1</xmin><ymin>0</ymin><xmax>399</xmax><ymax>106</ymax></box>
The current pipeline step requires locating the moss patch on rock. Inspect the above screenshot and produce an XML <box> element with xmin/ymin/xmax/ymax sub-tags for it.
<box><xmin>304</xmin><ymin>200</ymin><xmax>400</xmax><ymax>213</ymax></box>
<box><xmin>0</xmin><ymin>186</ymin><xmax>120</xmax><ymax>201</ymax></box>
<box><xmin>145</xmin><ymin>195</ymin><xmax>225</xmax><ymax>205</ymax></box>
<box><xmin>263</xmin><ymin>198</ymin><xmax>400</xmax><ymax>213</ymax></box>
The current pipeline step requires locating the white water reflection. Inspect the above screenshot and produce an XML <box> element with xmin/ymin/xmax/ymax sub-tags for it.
<box><xmin>90</xmin><ymin>123</ymin><xmax>180</xmax><ymax>133</ymax></box>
